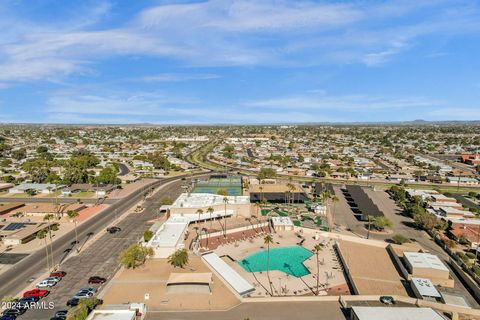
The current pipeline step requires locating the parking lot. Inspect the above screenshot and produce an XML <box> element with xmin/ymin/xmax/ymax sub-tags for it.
<box><xmin>17</xmin><ymin>180</ymin><xmax>183</xmax><ymax>320</ymax></box>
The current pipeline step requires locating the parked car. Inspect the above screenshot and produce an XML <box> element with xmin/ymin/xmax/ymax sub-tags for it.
<box><xmin>2</xmin><ymin>308</ymin><xmax>25</xmax><ymax>317</ymax></box>
<box><xmin>74</xmin><ymin>291</ymin><xmax>94</xmax><ymax>299</ymax></box>
<box><xmin>23</xmin><ymin>289</ymin><xmax>49</xmax><ymax>298</ymax></box>
<box><xmin>36</xmin><ymin>279</ymin><xmax>57</xmax><ymax>288</ymax></box>
<box><xmin>50</xmin><ymin>271</ymin><xmax>67</xmax><ymax>278</ymax></box>
<box><xmin>106</xmin><ymin>226</ymin><xmax>121</xmax><ymax>233</ymax></box>
<box><xmin>380</xmin><ymin>296</ymin><xmax>395</xmax><ymax>305</ymax></box>
<box><xmin>45</xmin><ymin>276</ymin><xmax>61</xmax><ymax>283</ymax></box>
<box><xmin>88</xmin><ymin>276</ymin><xmax>106</xmax><ymax>284</ymax></box>
<box><xmin>18</xmin><ymin>296</ymin><xmax>39</xmax><ymax>303</ymax></box>
<box><xmin>50</xmin><ymin>309</ymin><xmax>68</xmax><ymax>320</ymax></box>
<box><xmin>0</xmin><ymin>314</ymin><xmax>16</xmax><ymax>320</ymax></box>
<box><xmin>78</xmin><ymin>287</ymin><xmax>97</xmax><ymax>294</ymax></box>
<box><xmin>66</xmin><ymin>298</ymin><xmax>79</xmax><ymax>307</ymax></box>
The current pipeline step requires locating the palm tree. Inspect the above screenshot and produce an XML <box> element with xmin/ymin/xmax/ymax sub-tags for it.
<box><xmin>201</xmin><ymin>227</ymin><xmax>209</xmax><ymax>249</ymax></box>
<box><xmin>207</xmin><ymin>206</ymin><xmax>214</xmax><ymax>229</ymax></box>
<box><xmin>67</xmin><ymin>210</ymin><xmax>79</xmax><ymax>252</ymax></box>
<box><xmin>43</xmin><ymin>213</ymin><xmax>55</xmax><ymax>268</ymax></box>
<box><xmin>286</xmin><ymin>182</ymin><xmax>295</xmax><ymax>207</ymax></box>
<box><xmin>196</xmin><ymin>209</ymin><xmax>204</xmax><ymax>224</ymax></box>
<box><xmin>312</xmin><ymin>244</ymin><xmax>323</xmax><ymax>295</ymax></box>
<box><xmin>167</xmin><ymin>248</ymin><xmax>189</xmax><ymax>268</ymax></box>
<box><xmin>264</xmin><ymin>234</ymin><xmax>274</xmax><ymax>296</ymax></box>
<box><xmin>254</xmin><ymin>202</ymin><xmax>261</xmax><ymax>217</ymax></box>
<box><xmin>259</xmin><ymin>185</ymin><xmax>264</xmax><ymax>202</ymax></box>
<box><xmin>223</xmin><ymin>196</ymin><xmax>228</xmax><ymax>238</ymax></box>
<box><xmin>36</xmin><ymin>229</ymin><xmax>50</xmax><ymax>271</ymax></box>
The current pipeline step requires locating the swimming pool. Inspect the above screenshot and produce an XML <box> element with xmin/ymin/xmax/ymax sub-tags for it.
<box><xmin>238</xmin><ymin>246</ymin><xmax>313</xmax><ymax>277</ymax></box>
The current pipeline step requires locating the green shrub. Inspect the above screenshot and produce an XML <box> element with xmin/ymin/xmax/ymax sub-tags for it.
<box><xmin>466</xmin><ymin>252</ymin><xmax>476</xmax><ymax>259</ymax></box>
<box><xmin>392</xmin><ymin>234</ymin><xmax>411</xmax><ymax>245</ymax></box>
<box><xmin>457</xmin><ymin>251</ymin><xmax>470</xmax><ymax>263</ymax></box>
<box><xmin>472</xmin><ymin>265</ymin><xmax>480</xmax><ymax>277</ymax></box>
<box><xmin>143</xmin><ymin>230</ymin><xmax>154</xmax><ymax>242</ymax></box>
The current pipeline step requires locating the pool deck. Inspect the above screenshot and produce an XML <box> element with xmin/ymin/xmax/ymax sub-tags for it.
<box><xmin>213</xmin><ymin>231</ymin><xmax>349</xmax><ymax>297</ymax></box>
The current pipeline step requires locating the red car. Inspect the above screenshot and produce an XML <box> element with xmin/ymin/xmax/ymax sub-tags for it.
<box><xmin>23</xmin><ymin>289</ymin><xmax>49</xmax><ymax>298</ymax></box>
<box><xmin>88</xmin><ymin>276</ymin><xmax>107</xmax><ymax>284</ymax></box>
<box><xmin>50</xmin><ymin>271</ymin><xmax>67</xmax><ymax>278</ymax></box>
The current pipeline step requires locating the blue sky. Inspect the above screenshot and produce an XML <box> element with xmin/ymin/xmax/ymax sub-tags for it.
<box><xmin>1</xmin><ymin>0</ymin><xmax>480</xmax><ymax>124</ymax></box>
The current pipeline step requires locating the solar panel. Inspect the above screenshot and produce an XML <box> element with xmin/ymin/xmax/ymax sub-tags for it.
<box><xmin>4</xmin><ymin>223</ymin><xmax>25</xmax><ymax>231</ymax></box>
<box><xmin>345</xmin><ymin>185</ymin><xmax>384</xmax><ymax>217</ymax></box>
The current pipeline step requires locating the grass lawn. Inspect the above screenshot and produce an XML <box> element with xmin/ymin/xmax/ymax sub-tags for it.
<box><xmin>72</xmin><ymin>191</ymin><xmax>95</xmax><ymax>198</ymax></box>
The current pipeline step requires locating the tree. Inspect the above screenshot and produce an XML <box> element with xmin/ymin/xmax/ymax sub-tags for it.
<box><xmin>223</xmin><ymin>196</ymin><xmax>229</xmax><ymax>238</ymax></box>
<box><xmin>207</xmin><ymin>206</ymin><xmax>214</xmax><ymax>229</ymax></box>
<box><xmin>119</xmin><ymin>244</ymin><xmax>154</xmax><ymax>269</ymax></box>
<box><xmin>63</xmin><ymin>166</ymin><xmax>89</xmax><ymax>185</ymax></box>
<box><xmin>167</xmin><ymin>248</ymin><xmax>189</xmax><ymax>268</ymax></box>
<box><xmin>144</xmin><ymin>230</ymin><xmax>154</xmax><ymax>242</ymax></box>
<box><xmin>11</xmin><ymin>148</ymin><xmax>27</xmax><ymax>160</ymax></box>
<box><xmin>392</xmin><ymin>234</ymin><xmax>411</xmax><ymax>245</ymax></box>
<box><xmin>372</xmin><ymin>217</ymin><xmax>393</xmax><ymax>231</ymax></box>
<box><xmin>97</xmin><ymin>167</ymin><xmax>121</xmax><ymax>185</ymax></box>
<box><xmin>312</xmin><ymin>244</ymin><xmax>323</xmax><ymax>295</ymax></box>
<box><xmin>36</xmin><ymin>145</ymin><xmax>48</xmax><ymax>154</ymax></box>
<box><xmin>43</xmin><ymin>214</ymin><xmax>55</xmax><ymax>268</ymax></box>
<box><xmin>258</xmin><ymin>167</ymin><xmax>277</xmax><ymax>180</ymax></box>
<box><xmin>67</xmin><ymin>210</ymin><xmax>80</xmax><ymax>251</ymax></box>
<box><xmin>36</xmin><ymin>229</ymin><xmax>50</xmax><ymax>271</ymax></box>
<box><xmin>217</xmin><ymin>188</ymin><xmax>229</xmax><ymax>196</ymax></box>
<box><xmin>414</xmin><ymin>212</ymin><xmax>438</xmax><ymax>232</ymax></box>
<box><xmin>196</xmin><ymin>209</ymin><xmax>204</xmax><ymax>223</ymax></box>
<box><xmin>264</xmin><ymin>234</ymin><xmax>274</xmax><ymax>296</ymax></box>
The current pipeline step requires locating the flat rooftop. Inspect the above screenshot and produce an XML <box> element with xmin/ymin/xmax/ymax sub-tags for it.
<box><xmin>149</xmin><ymin>216</ymin><xmax>189</xmax><ymax>248</ymax></box>
<box><xmin>404</xmin><ymin>252</ymin><xmax>449</xmax><ymax>272</ymax></box>
<box><xmin>171</xmin><ymin>193</ymin><xmax>250</xmax><ymax>208</ymax></box>
<box><xmin>337</xmin><ymin>240</ymin><xmax>407</xmax><ymax>296</ymax></box>
<box><xmin>351</xmin><ymin>307</ymin><xmax>444</xmax><ymax>320</ymax></box>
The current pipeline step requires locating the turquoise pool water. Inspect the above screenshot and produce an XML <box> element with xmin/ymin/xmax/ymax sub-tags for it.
<box><xmin>238</xmin><ymin>246</ymin><xmax>313</xmax><ymax>277</ymax></box>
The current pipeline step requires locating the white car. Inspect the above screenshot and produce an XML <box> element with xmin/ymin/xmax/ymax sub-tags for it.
<box><xmin>36</xmin><ymin>279</ymin><xmax>57</xmax><ymax>288</ymax></box>
<box><xmin>45</xmin><ymin>276</ymin><xmax>61</xmax><ymax>283</ymax></box>
<box><xmin>74</xmin><ymin>291</ymin><xmax>94</xmax><ymax>299</ymax></box>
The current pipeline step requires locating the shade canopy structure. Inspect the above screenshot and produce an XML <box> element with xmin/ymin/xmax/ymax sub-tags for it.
<box><xmin>202</xmin><ymin>252</ymin><xmax>254</xmax><ymax>297</ymax></box>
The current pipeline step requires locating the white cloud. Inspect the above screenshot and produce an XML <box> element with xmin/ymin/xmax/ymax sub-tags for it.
<box><xmin>0</xmin><ymin>0</ymin><xmax>480</xmax><ymax>83</ymax></box>
<box><xmin>138</xmin><ymin>0</ymin><xmax>362</xmax><ymax>32</ymax></box>
<box><xmin>45</xmin><ymin>92</ymin><xmax>199</xmax><ymax>116</ymax></box>
<box><xmin>140</xmin><ymin>73</ymin><xmax>221</xmax><ymax>82</ymax></box>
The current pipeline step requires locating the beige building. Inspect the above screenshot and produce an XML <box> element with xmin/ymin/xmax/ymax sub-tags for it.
<box><xmin>20</xmin><ymin>203</ymin><xmax>86</xmax><ymax>217</ymax></box>
<box><xmin>403</xmin><ymin>252</ymin><xmax>452</xmax><ymax>286</ymax></box>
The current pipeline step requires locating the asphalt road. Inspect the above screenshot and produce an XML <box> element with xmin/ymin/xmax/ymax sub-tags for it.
<box><xmin>117</xmin><ymin>163</ymin><xmax>130</xmax><ymax>176</ymax></box>
<box><xmin>0</xmin><ymin>174</ymin><xmax>206</xmax><ymax>301</ymax></box>
<box><xmin>148</xmin><ymin>301</ymin><xmax>347</xmax><ymax>320</ymax></box>
<box><xmin>19</xmin><ymin>179</ymin><xmax>185</xmax><ymax>320</ymax></box>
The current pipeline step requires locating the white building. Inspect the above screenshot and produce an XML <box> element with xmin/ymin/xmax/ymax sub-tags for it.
<box><xmin>147</xmin><ymin>215</ymin><xmax>189</xmax><ymax>258</ymax></box>
<box><xmin>169</xmin><ymin>193</ymin><xmax>251</xmax><ymax>217</ymax></box>
<box><xmin>410</xmin><ymin>277</ymin><xmax>442</xmax><ymax>301</ymax></box>
<box><xmin>350</xmin><ymin>307</ymin><xmax>444</xmax><ymax>320</ymax></box>
<box><xmin>404</xmin><ymin>252</ymin><xmax>450</xmax><ymax>280</ymax></box>
<box><xmin>8</xmin><ymin>183</ymin><xmax>61</xmax><ymax>194</ymax></box>
<box><xmin>271</xmin><ymin>217</ymin><xmax>294</xmax><ymax>231</ymax></box>
<box><xmin>86</xmin><ymin>303</ymin><xmax>146</xmax><ymax>320</ymax></box>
